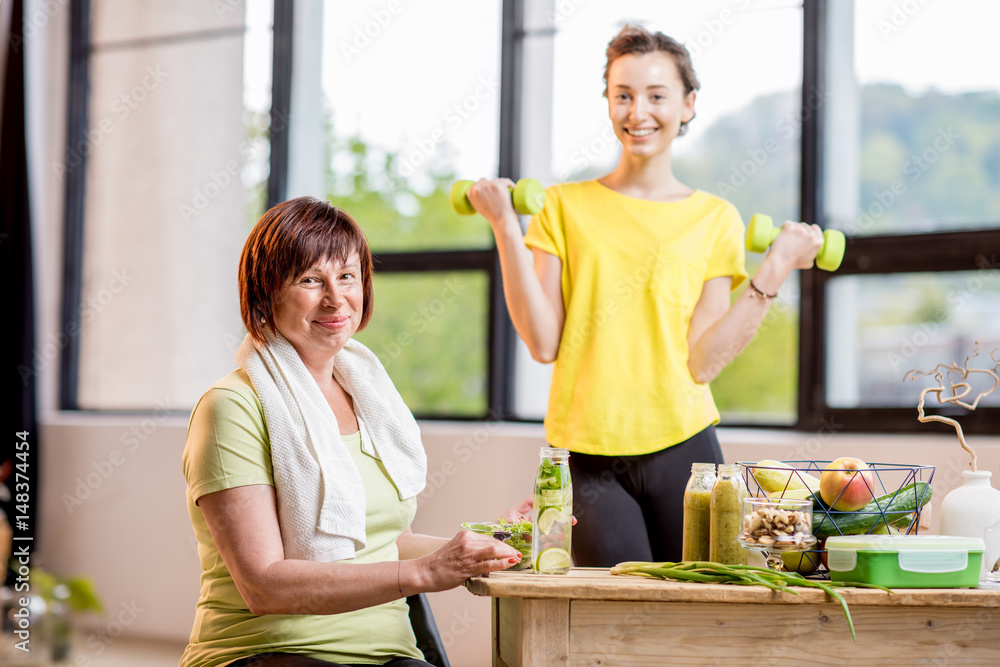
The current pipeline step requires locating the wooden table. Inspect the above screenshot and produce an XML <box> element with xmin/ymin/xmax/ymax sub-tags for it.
<box><xmin>465</xmin><ymin>568</ymin><xmax>1000</xmax><ymax>666</ymax></box>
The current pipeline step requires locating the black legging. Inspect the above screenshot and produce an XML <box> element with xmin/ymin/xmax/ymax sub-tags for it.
<box><xmin>227</xmin><ymin>655</ymin><xmax>433</xmax><ymax>667</ymax></box>
<box><xmin>569</xmin><ymin>425</ymin><xmax>725</xmax><ymax>567</ymax></box>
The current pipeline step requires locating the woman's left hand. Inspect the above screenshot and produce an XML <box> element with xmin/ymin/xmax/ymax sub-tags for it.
<box><xmin>769</xmin><ymin>221</ymin><xmax>825</xmax><ymax>271</ymax></box>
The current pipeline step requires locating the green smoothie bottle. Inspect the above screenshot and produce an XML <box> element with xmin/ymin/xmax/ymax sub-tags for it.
<box><xmin>682</xmin><ymin>463</ymin><xmax>717</xmax><ymax>562</ymax></box>
<box><xmin>710</xmin><ymin>464</ymin><xmax>749</xmax><ymax>565</ymax></box>
<box><xmin>531</xmin><ymin>448</ymin><xmax>572</xmax><ymax>574</ymax></box>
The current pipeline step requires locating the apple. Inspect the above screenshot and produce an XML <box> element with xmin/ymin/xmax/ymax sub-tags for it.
<box><xmin>820</xmin><ymin>457</ymin><xmax>875</xmax><ymax>511</ymax></box>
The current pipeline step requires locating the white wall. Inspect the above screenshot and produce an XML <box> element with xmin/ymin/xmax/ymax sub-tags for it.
<box><xmin>23</xmin><ymin>1</ymin><xmax>1000</xmax><ymax>666</ymax></box>
<box><xmin>38</xmin><ymin>414</ymin><xmax>1000</xmax><ymax>666</ymax></box>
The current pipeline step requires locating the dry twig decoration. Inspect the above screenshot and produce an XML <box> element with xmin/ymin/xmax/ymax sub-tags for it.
<box><xmin>903</xmin><ymin>344</ymin><xmax>1000</xmax><ymax>472</ymax></box>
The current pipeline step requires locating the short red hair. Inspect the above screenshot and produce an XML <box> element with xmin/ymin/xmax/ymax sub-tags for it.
<box><xmin>239</xmin><ymin>197</ymin><xmax>374</xmax><ymax>343</ymax></box>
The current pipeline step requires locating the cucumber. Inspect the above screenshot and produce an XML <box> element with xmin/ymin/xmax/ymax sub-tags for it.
<box><xmin>812</xmin><ymin>482</ymin><xmax>932</xmax><ymax>539</ymax></box>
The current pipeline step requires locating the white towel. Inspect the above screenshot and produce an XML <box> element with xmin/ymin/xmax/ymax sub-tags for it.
<box><xmin>235</xmin><ymin>332</ymin><xmax>427</xmax><ymax>562</ymax></box>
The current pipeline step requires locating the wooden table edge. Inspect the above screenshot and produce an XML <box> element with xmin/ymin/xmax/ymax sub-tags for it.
<box><xmin>465</xmin><ymin>567</ymin><xmax>1000</xmax><ymax>608</ymax></box>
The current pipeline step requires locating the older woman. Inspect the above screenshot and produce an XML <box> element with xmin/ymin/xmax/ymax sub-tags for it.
<box><xmin>181</xmin><ymin>197</ymin><xmax>521</xmax><ymax>667</ymax></box>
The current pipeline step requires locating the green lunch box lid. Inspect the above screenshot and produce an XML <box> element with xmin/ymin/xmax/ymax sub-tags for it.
<box><xmin>826</xmin><ymin>535</ymin><xmax>985</xmax><ymax>551</ymax></box>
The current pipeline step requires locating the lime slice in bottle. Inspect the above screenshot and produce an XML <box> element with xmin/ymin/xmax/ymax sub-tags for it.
<box><xmin>535</xmin><ymin>547</ymin><xmax>572</xmax><ymax>573</ymax></box>
<box><xmin>537</xmin><ymin>507</ymin><xmax>562</xmax><ymax>535</ymax></box>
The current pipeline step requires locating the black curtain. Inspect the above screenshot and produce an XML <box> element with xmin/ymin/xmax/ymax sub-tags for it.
<box><xmin>1</xmin><ymin>0</ymin><xmax>39</xmax><ymax>562</ymax></box>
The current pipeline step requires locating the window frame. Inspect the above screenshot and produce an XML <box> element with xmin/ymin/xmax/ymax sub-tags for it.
<box><xmin>59</xmin><ymin>0</ymin><xmax>91</xmax><ymax>410</ymax></box>
<box><xmin>795</xmin><ymin>0</ymin><xmax>1000</xmax><ymax>434</ymax></box>
<box><xmin>58</xmin><ymin>0</ymin><xmax>1000</xmax><ymax>433</ymax></box>
<box><xmin>266</xmin><ymin>0</ymin><xmax>521</xmax><ymax>421</ymax></box>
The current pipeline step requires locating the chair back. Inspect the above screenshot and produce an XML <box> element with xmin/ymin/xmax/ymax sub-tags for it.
<box><xmin>405</xmin><ymin>593</ymin><xmax>451</xmax><ymax>667</ymax></box>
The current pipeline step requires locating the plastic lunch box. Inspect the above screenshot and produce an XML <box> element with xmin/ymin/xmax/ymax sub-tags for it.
<box><xmin>825</xmin><ymin>535</ymin><xmax>985</xmax><ymax>588</ymax></box>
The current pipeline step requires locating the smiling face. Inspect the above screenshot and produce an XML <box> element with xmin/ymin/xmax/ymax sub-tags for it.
<box><xmin>272</xmin><ymin>253</ymin><xmax>364</xmax><ymax>360</ymax></box>
<box><xmin>606</xmin><ymin>51</ymin><xmax>696</xmax><ymax>158</ymax></box>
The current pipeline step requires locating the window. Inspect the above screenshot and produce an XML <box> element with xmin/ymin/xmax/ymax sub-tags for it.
<box><xmin>288</xmin><ymin>0</ymin><xmax>504</xmax><ymax>417</ymax></box>
<box><xmin>58</xmin><ymin>0</ymin><xmax>1000</xmax><ymax>435</ymax></box>
<box><xmin>537</xmin><ymin>0</ymin><xmax>805</xmax><ymax>424</ymax></box>
<box><xmin>809</xmin><ymin>0</ymin><xmax>1000</xmax><ymax>432</ymax></box>
<box><xmin>66</xmin><ymin>0</ymin><xmax>272</xmax><ymax>409</ymax></box>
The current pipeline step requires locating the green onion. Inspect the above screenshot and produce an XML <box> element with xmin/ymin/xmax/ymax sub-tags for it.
<box><xmin>610</xmin><ymin>560</ymin><xmax>890</xmax><ymax>641</ymax></box>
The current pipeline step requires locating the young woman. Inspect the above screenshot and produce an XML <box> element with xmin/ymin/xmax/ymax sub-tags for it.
<box><xmin>474</xmin><ymin>25</ymin><xmax>823</xmax><ymax>566</ymax></box>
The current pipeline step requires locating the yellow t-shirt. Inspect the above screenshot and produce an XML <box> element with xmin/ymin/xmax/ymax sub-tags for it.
<box><xmin>179</xmin><ymin>370</ymin><xmax>423</xmax><ymax>667</ymax></box>
<box><xmin>523</xmin><ymin>180</ymin><xmax>748</xmax><ymax>456</ymax></box>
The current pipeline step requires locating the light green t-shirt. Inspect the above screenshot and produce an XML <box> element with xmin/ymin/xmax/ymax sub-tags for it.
<box><xmin>179</xmin><ymin>370</ymin><xmax>423</xmax><ymax>667</ymax></box>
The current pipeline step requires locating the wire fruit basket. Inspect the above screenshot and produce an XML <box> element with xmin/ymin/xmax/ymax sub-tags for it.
<box><xmin>738</xmin><ymin>461</ymin><xmax>935</xmax><ymax>578</ymax></box>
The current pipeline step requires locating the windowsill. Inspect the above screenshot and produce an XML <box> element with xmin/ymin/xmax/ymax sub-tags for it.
<box><xmin>40</xmin><ymin>409</ymin><xmax>192</xmax><ymax>428</ymax></box>
<box><xmin>38</xmin><ymin>410</ymin><xmax>1000</xmax><ymax>447</ymax></box>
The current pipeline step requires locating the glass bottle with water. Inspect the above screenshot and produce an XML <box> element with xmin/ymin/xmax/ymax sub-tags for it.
<box><xmin>531</xmin><ymin>448</ymin><xmax>572</xmax><ymax>574</ymax></box>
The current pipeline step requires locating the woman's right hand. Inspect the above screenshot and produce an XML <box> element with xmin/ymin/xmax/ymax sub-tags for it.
<box><xmin>465</xmin><ymin>177</ymin><xmax>519</xmax><ymax>231</ymax></box>
<box><xmin>416</xmin><ymin>530</ymin><xmax>522</xmax><ymax>592</ymax></box>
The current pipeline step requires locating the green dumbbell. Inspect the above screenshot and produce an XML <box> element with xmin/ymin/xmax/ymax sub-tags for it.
<box><xmin>450</xmin><ymin>178</ymin><xmax>546</xmax><ymax>216</ymax></box>
<box><xmin>745</xmin><ymin>214</ymin><xmax>846</xmax><ymax>272</ymax></box>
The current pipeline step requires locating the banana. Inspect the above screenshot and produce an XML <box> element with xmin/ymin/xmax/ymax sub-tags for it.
<box><xmin>751</xmin><ymin>460</ymin><xmax>821</xmax><ymax>494</ymax></box>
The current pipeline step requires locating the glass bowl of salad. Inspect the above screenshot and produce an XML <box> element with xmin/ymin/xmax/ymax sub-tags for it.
<box><xmin>461</xmin><ymin>521</ymin><xmax>532</xmax><ymax>570</ymax></box>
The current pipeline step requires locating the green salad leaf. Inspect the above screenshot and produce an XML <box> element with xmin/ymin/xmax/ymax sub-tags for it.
<box><xmin>461</xmin><ymin>519</ymin><xmax>532</xmax><ymax>534</ymax></box>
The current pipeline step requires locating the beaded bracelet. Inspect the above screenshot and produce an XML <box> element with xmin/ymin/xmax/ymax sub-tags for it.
<box><xmin>748</xmin><ymin>279</ymin><xmax>777</xmax><ymax>301</ymax></box>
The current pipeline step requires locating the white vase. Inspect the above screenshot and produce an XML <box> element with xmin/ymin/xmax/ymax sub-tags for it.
<box><xmin>939</xmin><ymin>470</ymin><xmax>1000</xmax><ymax>581</ymax></box>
